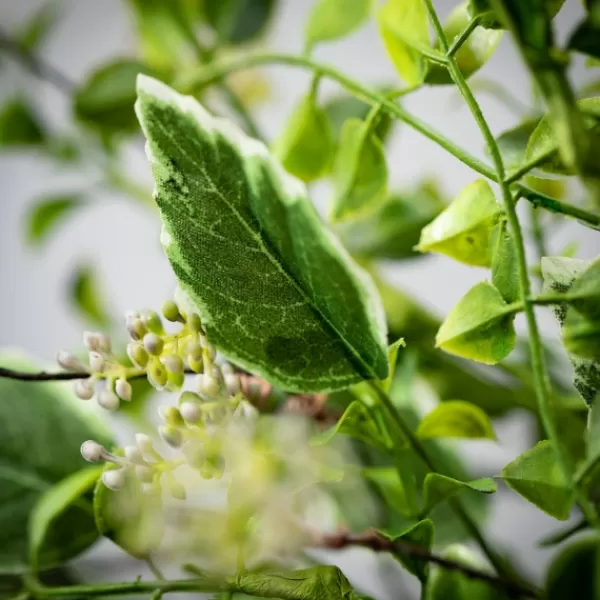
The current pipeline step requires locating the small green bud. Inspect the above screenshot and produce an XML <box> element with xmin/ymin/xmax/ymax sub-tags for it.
<box><xmin>127</xmin><ymin>342</ymin><xmax>149</xmax><ymax>368</ymax></box>
<box><xmin>160</xmin><ymin>425</ymin><xmax>183</xmax><ymax>448</ymax></box>
<box><xmin>159</xmin><ymin>405</ymin><xmax>184</xmax><ymax>426</ymax></box>
<box><xmin>188</xmin><ymin>354</ymin><xmax>204</xmax><ymax>373</ymax></box>
<box><xmin>162</xmin><ymin>300</ymin><xmax>182</xmax><ymax>322</ymax></box>
<box><xmin>143</xmin><ymin>311</ymin><xmax>165</xmax><ymax>335</ymax></box>
<box><xmin>166</xmin><ymin>371</ymin><xmax>185</xmax><ymax>391</ymax></box>
<box><xmin>128</xmin><ymin>317</ymin><xmax>148</xmax><ymax>341</ymax></box>
<box><xmin>144</xmin><ymin>333</ymin><xmax>164</xmax><ymax>356</ymax></box>
<box><xmin>188</xmin><ymin>313</ymin><xmax>202</xmax><ymax>332</ymax></box>
<box><xmin>162</xmin><ymin>354</ymin><xmax>184</xmax><ymax>374</ymax></box>
<box><xmin>148</xmin><ymin>359</ymin><xmax>168</xmax><ymax>388</ymax></box>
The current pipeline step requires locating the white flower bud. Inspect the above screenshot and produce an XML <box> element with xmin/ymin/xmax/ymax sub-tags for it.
<box><xmin>161</xmin><ymin>354</ymin><xmax>184</xmax><ymax>374</ymax></box>
<box><xmin>160</xmin><ymin>425</ymin><xmax>183</xmax><ymax>448</ymax></box>
<box><xmin>97</xmin><ymin>389</ymin><xmax>120</xmax><ymax>411</ymax></box>
<box><xmin>135</xmin><ymin>465</ymin><xmax>154</xmax><ymax>483</ymax></box>
<box><xmin>81</xmin><ymin>440</ymin><xmax>104</xmax><ymax>462</ymax></box>
<box><xmin>225</xmin><ymin>373</ymin><xmax>240</xmax><ymax>396</ymax></box>
<box><xmin>143</xmin><ymin>333</ymin><xmax>164</xmax><ymax>356</ymax></box>
<box><xmin>88</xmin><ymin>351</ymin><xmax>105</xmax><ymax>373</ymax></box>
<box><xmin>57</xmin><ymin>351</ymin><xmax>86</xmax><ymax>372</ymax></box>
<box><xmin>115</xmin><ymin>378</ymin><xmax>132</xmax><ymax>401</ymax></box>
<box><xmin>220</xmin><ymin>362</ymin><xmax>234</xmax><ymax>376</ymax></box>
<box><xmin>140</xmin><ymin>482</ymin><xmax>160</xmax><ymax>496</ymax></box>
<box><xmin>127</xmin><ymin>342</ymin><xmax>149</xmax><ymax>368</ymax></box>
<box><xmin>135</xmin><ymin>433</ymin><xmax>155</xmax><ymax>455</ymax></box>
<box><xmin>74</xmin><ymin>378</ymin><xmax>95</xmax><ymax>400</ymax></box>
<box><xmin>102</xmin><ymin>468</ymin><xmax>126</xmax><ymax>491</ymax></box>
<box><xmin>198</xmin><ymin>374</ymin><xmax>220</xmax><ymax>398</ymax></box>
<box><xmin>83</xmin><ymin>331</ymin><xmax>101</xmax><ymax>351</ymax></box>
<box><xmin>180</xmin><ymin>401</ymin><xmax>201</xmax><ymax>423</ymax></box>
<box><xmin>124</xmin><ymin>444</ymin><xmax>145</xmax><ymax>465</ymax></box>
<box><xmin>95</xmin><ymin>333</ymin><xmax>112</xmax><ymax>353</ymax></box>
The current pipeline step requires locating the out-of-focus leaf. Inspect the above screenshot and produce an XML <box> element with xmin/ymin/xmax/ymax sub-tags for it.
<box><xmin>0</xmin><ymin>99</ymin><xmax>46</xmax><ymax>147</ymax></box>
<box><xmin>421</xmin><ymin>473</ymin><xmax>496</xmax><ymax>515</ymax></box>
<box><xmin>426</xmin><ymin>2</ymin><xmax>502</xmax><ymax>85</ymax></box>
<box><xmin>568</xmin><ymin>0</ymin><xmax>600</xmax><ymax>61</ymax></box>
<box><xmin>363</xmin><ymin>467</ymin><xmax>413</xmax><ymax>518</ymax></box>
<box><xmin>25</xmin><ymin>194</ymin><xmax>84</xmax><ymax>247</ymax></box>
<box><xmin>491</xmin><ymin>219</ymin><xmax>520</xmax><ymax>304</ymax></box>
<box><xmin>69</xmin><ymin>265</ymin><xmax>111</xmax><ymax>328</ymax></box>
<box><xmin>538</xmin><ymin>518</ymin><xmax>589</xmax><ymax>548</ymax></box>
<box><xmin>204</xmin><ymin>0</ymin><xmax>276</xmax><ymax>45</ymax></box>
<box><xmin>563</xmin><ymin>310</ymin><xmax>600</xmax><ymax>361</ymax></box>
<box><xmin>416</xmin><ymin>179</ymin><xmax>503</xmax><ymax>267</ymax></box>
<box><xmin>305</xmin><ymin>0</ymin><xmax>370</xmax><ymax>50</ymax></box>
<box><xmin>18</xmin><ymin>1</ymin><xmax>60</xmax><ymax>52</ymax></box>
<box><xmin>416</xmin><ymin>401</ymin><xmax>496</xmax><ymax>440</ymax></box>
<box><xmin>496</xmin><ymin>119</ymin><xmax>541</xmax><ymax>172</ymax></box>
<box><xmin>470</xmin><ymin>0</ymin><xmax>565</xmax><ymax>30</ymax></box>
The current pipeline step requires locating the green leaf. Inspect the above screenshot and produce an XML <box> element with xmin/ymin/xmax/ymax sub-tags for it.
<box><xmin>501</xmin><ymin>440</ymin><xmax>574</xmax><ymax>520</ymax></box>
<box><xmin>471</xmin><ymin>0</ymin><xmax>565</xmax><ymax>30</ymax></box>
<box><xmin>380</xmin><ymin>519</ymin><xmax>434</xmax><ymax>582</ymax></box>
<box><xmin>563</xmin><ymin>310</ymin><xmax>600</xmax><ymax>361</ymax></box>
<box><xmin>363</xmin><ymin>467</ymin><xmax>413</xmax><ymax>518</ymax></box>
<box><xmin>563</xmin><ymin>258</ymin><xmax>600</xmax><ymax>320</ymax></box>
<box><xmin>426</xmin><ymin>2</ymin><xmax>502</xmax><ymax>85</ymax></box>
<box><xmin>313</xmin><ymin>401</ymin><xmax>388</xmax><ymax>452</ymax></box>
<box><xmin>330</xmin><ymin>118</ymin><xmax>388</xmax><ymax>223</ymax></box>
<box><xmin>272</xmin><ymin>91</ymin><xmax>335</xmax><ymax>182</ymax></box>
<box><xmin>377</xmin><ymin>0</ymin><xmax>431</xmax><ymax>87</ymax></box>
<box><xmin>25</xmin><ymin>195</ymin><xmax>84</xmax><ymax>247</ymax></box>
<box><xmin>74</xmin><ymin>59</ymin><xmax>158</xmax><ymax>134</ymax></box>
<box><xmin>436</xmin><ymin>282</ymin><xmax>517</xmax><ymax>365</ymax></box>
<box><xmin>305</xmin><ymin>0</ymin><xmax>370</xmax><ymax>50</ymax></box>
<box><xmin>203</xmin><ymin>0</ymin><xmax>276</xmax><ymax>45</ymax></box>
<box><xmin>538</xmin><ymin>518</ymin><xmax>589</xmax><ymax>548</ymax></box>
<box><xmin>490</xmin><ymin>219</ymin><xmax>520</xmax><ymax>304</ymax></box>
<box><xmin>136</xmin><ymin>75</ymin><xmax>388</xmax><ymax>393</ymax></box>
<box><xmin>18</xmin><ymin>1</ymin><xmax>60</xmax><ymax>52</ymax></box>
<box><xmin>338</xmin><ymin>182</ymin><xmax>445</xmax><ymax>260</ymax></box>
<box><xmin>416</xmin><ymin>401</ymin><xmax>496</xmax><ymax>440</ymax></box>
<box><xmin>421</xmin><ymin>473</ymin><xmax>496</xmax><ymax>516</ymax></box>
<box><xmin>29</xmin><ymin>466</ymin><xmax>102</xmax><ymax>569</ymax></box>
<box><xmin>545</xmin><ymin>537</ymin><xmax>600</xmax><ymax>600</ymax></box>
<box><xmin>568</xmin><ymin>0</ymin><xmax>600</xmax><ymax>60</ymax></box>
<box><xmin>425</xmin><ymin>544</ymin><xmax>510</xmax><ymax>600</ymax></box>
<box><xmin>69</xmin><ymin>265</ymin><xmax>111</xmax><ymax>328</ymax></box>
<box><xmin>496</xmin><ymin>119</ymin><xmax>541</xmax><ymax>172</ymax></box>
<box><xmin>0</xmin><ymin>99</ymin><xmax>46</xmax><ymax>147</ymax></box>
<box><xmin>94</xmin><ymin>463</ymin><xmax>164</xmax><ymax>559</ymax></box>
<box><xmin>0</xmin><ymin>353</ymin><xmax>112</xmax><ymax>573</ymax></box>
<box><xmin>542</xmin><ymin>256</ymin><xmax>600</xmax><ymax>405</ymax></box>
<box><xmin>416</xmin><ymin>179</ymin><xmax>503</xmax><ymax>267</ymax></box>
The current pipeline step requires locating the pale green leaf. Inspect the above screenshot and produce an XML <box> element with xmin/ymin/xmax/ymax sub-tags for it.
<box><xmin>69</xmin><ymin>265</ymin><xmax>111</xmax><ymax>328</ymax></box>
<box><xmin>490</xmin><ymin>219</ymin><xmax>520</xmax><ymax>304</ymax></box>
<box><xmin>426</xmin><ymin>1</ymin><xmax>502</xmax><ymax>85</ymax></box>
<box><xmin>0</xmin><ymin>99</ymin><xmax>46</xmax><ymax>147</ymax></box>
<box><xmin>436</xmin><ymin>282</ymin><xmax>517</xmax><ymax>364</ymax></box>
<box><xmin>0</xmin><ymin>353</ymin><xmax>112</xmax><ymax>574</ymax></box>
<box><xmin>416</xmin><ymin>401</ymin><xmax>496</xmax><ymax>440</ymax></box>
<box><xmin>29</xmin><ymin>466</ymin><xmax>102</xmax><ymax>569</ymax></box>
<box><xmin>136</xmin><ymin>75</ymin><xmax>388</xmax><ymax>393</ymax></box>
<box><xmin>330</xmin><ymin>118</ymin><xmax>388</xmax><ymax>223</ymax></box>
<box><xmin>421</xmin><ymin>473</ymin><xmax>496</xmax><ymax>515</ymax></box>
<box><xmin>94</xmin><ymin>463</ymin><xmax>164</xmax><ymax>559</ymax></box>
<box><xmin>501</xmin><ymin>440</ymin><xmax>574</xmax><ymax>520</ymax></box>
<box><xmin>305</xmin><ymin>0</ymin><xmax>371</xmax><ymax>49</ymax></box>
<box><xmin>18</xmin><ymin>0</ymin><xmax>60</xmax><ymax>52</ymax></box>
<box><xmin>416</xmin><ymin>179</ymin><xmax>503</xmax><ymax>267</ymax></box>
<box><xmin>377</xmin><ymin>0</ymin><xmax>430</xmax><ymax>87</ymax></box>
<box><xmin>204</xmin><ymin>0</ymin><xmax>276</xmax><ymax>44</ymax></box>
<box><xmin>26</xmin><ymin>195</ymin><xmax>84</xmax><ymax>247</ymax></box>
<box><xmin>363</xmin><ymin>466</ymin><xmax>413</xmax><ymax>518</ymax></box>
<box><xmin>381</xmin><ymin>338</ymin><xmax>405</xmax><ymax>393</ymax></box>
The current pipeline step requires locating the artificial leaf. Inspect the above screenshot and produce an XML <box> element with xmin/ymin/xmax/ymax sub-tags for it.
<box><xmin>380</xmin><ymin>520</ymin><xmax>434</xmax><ymax>582</ymax></box>
<box><xmin>305</xmin><ymin>0</ymin><xmax>370</xmax><ymax>50</ymax></box>
<box><xmin>362</xmin><ymin>467</ymin><xmax>413</xmax><ymax>518</ymax></box>
<box><xmin>324</xmin><ymin>93</ymin><xmax>394</xmax><ymax>144</ymax></box>
<box><xmin>136</xmin><ymin>75</ymin><xmax>388</xmax><ymax>393</ymax></box>
<box><xmin>338</xmin><ymin>181</ymin><xmax>445</xmax><ymax>260</ymax></box>
<box><xmin>377</xmin><ymin>0</ymin><xmax>431</xmax><ymax>87</ymax></box>
<box><xmin>25</xmin><ymin>194</ymin><xmax>84</xmax><ymax>247</ymax></box>
<box><xmin>330</xmin><ymin>118</ymin><xmax>388</xmax><ymax>222</ymax></box>
<box><xmin>313</xmin><ymin>401</ymin><xmax>388</xmax><ymax>452</ymax></box>
<box><xmin>496</xmin><ymin>119</ymin><xmax>541</xmax><ymax>172</ymax></box>
<box><xmin>421</xmin><ymin>473</ymin><xmax>496</xmax><ymax>515</ymax></box>
<box><xmin>29</xmin><ymin>466</ymin><xmax>102</xmax><ymax>569</ymax></box>
<box><xmin>74</xmin><ymin>60</ymin><xmax>157</xmax><ymax>134</ymax></box>
<box><xmin>203</xmin><ymin>0</ymin><xmax>276</xmax><ymax>45</ymax></box>
<box><xmin>68</xmin><ymin>265</ymin><xmax>111</xmax><ymax>328</ymax></box>
<box><xmin>272</xmin><ymin>91</ymin><xmax>335</xmax><ymax>182</ymax></box>
<box><xmin>426</xmin><ymin>1</ymin><xmax>502</xmax><ymax>85</ymax></box>
<box><xmin>436</xmin><ymin>282</ymin><xmax>517</xmax><ymax>365</ymax></box>
<box><xmin>542</xmin><ymin>256</ymin><xmax>600</xmax><ymax>405</ymax></box>
<box><xmin>94</xmin><ymin>463</ymin><xmax>164</xmax><ymax>559</ymax></box>
<box><xmin>416</xmin><ymin>401</ymin><xmax>496</xmax><ymax>440</ymax></box>
<box><xmin>0</xmin><ymin>99</ymin><xmax>46</xmax><ymax>147</ymax></box>
<box><xmin>0</xmin><ymin>353</ymin><xmax>112</xmax><ymax>573</ymax></box>
<box><xmin>416</xmin><ymin>179</ymin><xmax>503</xmax><ymax>267</ymax></box>
<box><xmin>501</xmin><ymin>440</ymin><xmax>574</xmax><ymax>520</ymax></box>
<box><xmin>490</xmin><ymin>219</ymin><xmax>520</xmax><ymax>304</ymax></box>
<box><xmin>425</xmin><ymin>544</ymin><xmax>510</xmax><ymax>600</ymax></box>
<box><xmin>545</xmin><ymin>537</ymin><xmax>600</xmax><ymax>600</ymax></box>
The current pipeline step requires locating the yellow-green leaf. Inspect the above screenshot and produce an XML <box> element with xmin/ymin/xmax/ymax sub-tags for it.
<box><xmin>305</xmin><ymin>0</ymin><xmax>371</xmax><ymax>50</ymax></box>
<box><xmin>69</xmin><ymin>265</ymin><xmax>111</xmax><ymax>328</ymax></box>
<box><xmin>490</xmin><ymin>219</ymin><xmax>520</xmax><ymax>304</ymax></box>
<box><xmin>416</xmin><ymin>401</ymin><xmax>496</xmax><ymax>440</ymax></box>
<box><xmin>26</xmin><ymin>194</ymin><xmax>84</xmax><ymax>247</ymax></box>
<box><xmin>416</xmin><ymin>179</ymin><xmax>503</xmax><ymax>267</ymax></box>
<box><xmin>422</xmin><ymin>473</ymin><xmax>497</xmax><ymax>515</ymax></box>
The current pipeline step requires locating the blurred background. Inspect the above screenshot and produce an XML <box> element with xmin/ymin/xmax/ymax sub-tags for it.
<box><xmin>0</xmin><ymin>0</ymin><xmax>598</xmax><ymax>598</ymax></box>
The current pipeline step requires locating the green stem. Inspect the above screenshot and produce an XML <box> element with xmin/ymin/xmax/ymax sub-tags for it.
<box><xmin>504</xmin><ymin>150</ymin><xmax>555</xmax><ymax>184</ymax></box>
<box><xmin>447</xmin><ymin>17</ymin><xmax>480</xmax><ymax>57</ymax></box>
<box><xmin>422</xmin><ymin>0</ymin><xmax>571</xmax><ymax>482</ymax></box>
<box><xmin>177</xmin><ymin>53</ymin><xmax>496</xmax><ymax>180</ymax></box>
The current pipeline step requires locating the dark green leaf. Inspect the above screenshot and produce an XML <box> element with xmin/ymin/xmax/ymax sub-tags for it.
<box><xmin>545</xmin><ymin>537</ymin><xmax>600</xmax><ymax>600</ymax></box>
<box><xmin>0</xmin><ymin>353</ymin><xmax>112</xmax><ymax>573</ymax></box>
<box><xmin>0</xmin><ymin>99</ymin><xmax>45</xmax><ymax>147</ymax></box>
<box><xmin>363</xmin><ymin>467</ymin><xmax>414</xmax><ymax>518</ymax></box>
<box><xmin>18</xmin><ymin>1</ymin><xmax>60</xmax><ymax>52</ymax></box>
<box><xmin>416</xmin><ymin>179</ymin><xmax>503</xmax><ymax>267</ymax></box>
<box><xmin>436</xmin><ymin>282</ymin><xmax>518</xmax><ymax>365</ymax></box>
<box><xmin>136</xmin><ymin>76</ymin><xmax>388</xmax><ymax>393</ymax></box>
<box><xmin>416</xmin><ymin>401</ymin><xmax>496</xmax><ymax>440</ymax></box>
<box><xmin>501</xmin><ymin>440</ymin><xmax>574</xmax><ymax>520</ymax></box>
<box><xmin>563</xmin><ymin>258</ymin><xmax>600</xmax><ymax>320</ymax></box>
<box><xmin>538</xmin><ymin>518</ymin><xmax>589</xmax><ymax>548</ymax></box>
<box><xmin>421</xmin><ymin>473</ymin><xmax>496</xmax><ymax>515</ymax></box>
<box><xmin>568</xmin><ymin>0</ymin><xmax>600</xmax><ymax>60</ymax></box>
<box><xmin>471</xmin><ymin>0</ymin><xmax>565</xmax><ymax>30</ymax></box>
<box><xmin>25</xmin><ymin>195</ymin><xmax>84</xmax><ymax>247</ymax></box>
<box><xmin>496</xmin><ymin>119</ymin><xmax>541</xmax><ymax>172</ymax></box>
<box><xmin>305</xmin><ymin>0</ymin><xmax>370</xmax><ymax>49</ymax></box>
<box><xmin>29</xmin><ymin>466</ymin><xmax>102</xmax><ymax>569</ymax></box>
<box><xmin>204</xmin><ymin>0</ymin><xmax>276</xmax><ymax>44</ymax></box>
<box><xmin>74</xmin><ymin>60</ymin><xmax>158</xmax><ymax>134</ymax></box>
<box><xmin>330</xmin><ymin>118</ymin><xmax>388</xmax><ymax>222</ymax></box>
<box><xmin>563</xmin><ymin>309</ymin><xmax>600</xmax><ymax>361</ymax></box>
<box><xmin>491</xmin><ymin>219</ymin><xmax>520</xmax><ymax>304</ymax></box>
<box><xmin>68</xmin><ymin>265</ymin><xmax>111</xmax><ymax>328</ymax></box>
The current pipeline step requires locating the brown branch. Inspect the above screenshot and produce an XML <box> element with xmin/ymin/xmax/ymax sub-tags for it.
<box><xmin>316</xmin><ymin>529</ymin><xmax>540</xmax><ymax>599</ymax></box>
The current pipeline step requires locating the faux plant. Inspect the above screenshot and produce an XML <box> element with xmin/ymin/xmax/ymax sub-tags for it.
<box><xmin>1</xmin><ymin>1</ymin><xmax>600</xmax><ymax>599</ymax></box>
